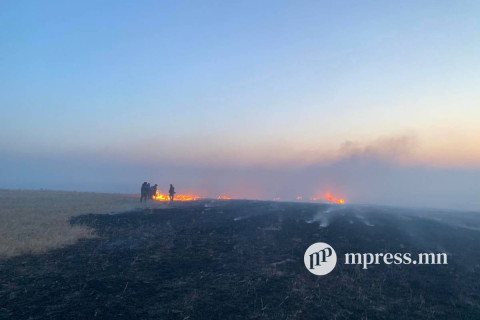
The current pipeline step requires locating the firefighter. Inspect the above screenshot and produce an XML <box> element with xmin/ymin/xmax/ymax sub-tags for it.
<box><xmin>169</xmin><ymin>184</ymin><xmax>175</xmax><ymax>201</ymax></box>
<box><xmin>151</xmin><ymin>184</ymin><xmax>158</xmax><ymax>199</ymax></box>
<box><xmin>140</xmin><ymin>182</ymin><xmax>148</xmax><ymax>202</ymax></box>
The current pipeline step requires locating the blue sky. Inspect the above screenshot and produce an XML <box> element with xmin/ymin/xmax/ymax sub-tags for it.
<box><xmin>1</xmin><ymin>1</ymin><xmax>479</xmax><ymax>208</ymax></box>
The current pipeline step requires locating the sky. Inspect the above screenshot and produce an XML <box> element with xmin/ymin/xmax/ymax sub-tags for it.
<box><xmin>1</xmin><ymin>1</ymin><xmax>479</xmax><ymax>210</ymax></box>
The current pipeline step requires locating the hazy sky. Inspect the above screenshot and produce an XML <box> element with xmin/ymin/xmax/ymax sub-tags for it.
<box><xmin>1</xmin><ymin>1</ymin><xmax>479</xmax><ymax>209</ymax></box>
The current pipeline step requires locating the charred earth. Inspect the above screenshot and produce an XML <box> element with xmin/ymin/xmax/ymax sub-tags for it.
<box><xmin>1</xmin><ymin>200</ymin><xmax>480</xmax><ymax>319</ymax></box>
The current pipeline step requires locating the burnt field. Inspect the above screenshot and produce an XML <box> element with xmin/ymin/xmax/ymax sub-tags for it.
<box><xmin>1</xmin><ymin>200</ymin><xmax>480</xmax><ymax>319</ymax></box>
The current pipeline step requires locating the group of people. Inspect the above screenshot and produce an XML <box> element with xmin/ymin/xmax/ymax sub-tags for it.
<box><xmin>140</xmin><ymin>182</ymin><xmax>175</xmax><ymax>202</ymax></box>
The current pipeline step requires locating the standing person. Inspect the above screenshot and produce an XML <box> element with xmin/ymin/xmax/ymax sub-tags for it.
<box><xmin>146</xmin><ymin>183</ymin><xmax>151</xmax><ymax>199</ymax></box>
<box><xmin>151</xmin><ymin>184</ymin><xmax>158</xmax><ymax>199</ymax></box>
<box><xmin>168</xmin><ymin>184</ymin><xmax>175</xmax><ymax>201</ymax></box>
<box><xmin>140</xmin><ymin>182</ymin><xmax>148</xmax><ymax>202</ymax></box>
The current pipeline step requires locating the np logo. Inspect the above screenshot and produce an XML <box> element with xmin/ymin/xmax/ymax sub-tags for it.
<box><xmin>304</xmin><ymin>242</ymin><xmax>337</xmax><ymax>275</ymax></box>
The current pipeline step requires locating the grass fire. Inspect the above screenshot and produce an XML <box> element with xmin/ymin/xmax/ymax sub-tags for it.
<box><xmin>152</xmin><ymin>190</ymin><xmax>200</xmax><ymax>202</ymax></box>
<box><xmin>143</xmin><ymin>182</ymin><xmax>345</xmax><ymax>204</ymax></box>
<box><xmin>311</xmin><ymin>192</ymin><xmax>345</xmax><ymax>204</ymax></box>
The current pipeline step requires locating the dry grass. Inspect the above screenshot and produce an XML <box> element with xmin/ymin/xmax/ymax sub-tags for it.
<box><xmin>0</xmin><ymin>189</ymin><xmax>166</xmax><ymax>258</ymax></box>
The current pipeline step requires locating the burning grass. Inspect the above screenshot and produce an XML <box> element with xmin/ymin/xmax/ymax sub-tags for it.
<box><xmin>152</xmin><ymin>190</ymin><xmax>200</xmax><ymax>201</ymax></box>
<box><xmin>0</xmin><ymin>189</ymin><xmax>166</xmax><ymax>257</ymax></box>
<box><xmin>311</xmin><ymin>192</ymin><xmax>345</xmax><ymax>204</ymax></box>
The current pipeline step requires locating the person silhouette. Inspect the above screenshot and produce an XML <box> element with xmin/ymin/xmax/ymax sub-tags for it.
<box><xmin>168</xmin><ymin>184</ymin><xmax>175</xmax><ymax>201</ymax></box>
<box><xmin>151</xmin><ymin>184</ymin><xmax>158</xmax><ymax>199</ymax></box>
<box><xmin>140</xmin><ymin>182</ymin><xmax>148</xmax><ymax>202</ymax></box>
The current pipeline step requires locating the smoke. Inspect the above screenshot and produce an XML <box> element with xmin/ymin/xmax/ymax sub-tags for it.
<box><xmin>1</xmin><ymin>135</ymin><xmax>479</xmax><ymax>211</ymax></box>
<box><xmin>336</xmin><ymin>135</ymin><xmax>417</xmax><ymax>164</ymax></box>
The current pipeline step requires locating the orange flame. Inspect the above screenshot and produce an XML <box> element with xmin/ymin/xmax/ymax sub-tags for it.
<box><xmin>325</xmin><ymin>192</ymin><xmax>344</xmax><ymax>204</ymax></box>
<box><xmin>311</xmin><ymin>192</ymin><xmax>345</xmax><ymax>204</ymax></box>
<box><xmin>152</xmin><ymin>190</ymin><xmax>200</xmax><ymax>202</ymax></box>
<box><xmin>217</xmin><ymin>195</ymin><xmax>231</xmax><ymax>200</ymax></box>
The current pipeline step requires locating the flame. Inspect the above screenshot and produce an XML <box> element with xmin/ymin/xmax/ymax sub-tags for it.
<box><xmin>311</xmin><ymin>192</ymin><xmax>345</xmax><ymax>204</ymax></box>
<box><xmin>324</xmin><ymin>192</ymin><xmax>344</xmax><ymax>204</ymax></box>
<box><xmin>151</xmin><ymin>189</ymin><xmax>343</xmax><ymax>203</ymax></box>
<box><xmin>152</xmin><ymin>190</ymin><xmax>200</xmax><ymax>201</ymax></box>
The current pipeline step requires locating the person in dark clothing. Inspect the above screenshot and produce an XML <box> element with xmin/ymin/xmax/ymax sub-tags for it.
<box><xmin>151</xmin><ymin>184</ymin><xmax>158</xmax><ymax>199</ymax></box>
<box><xmin>168</xmin><ymin>184</ymin><xmax>175</xmax><ymax>201</ymax></box>
<box><xmin>140</xmin><ymin>182</ymin><xmax>148</xmax><ymax>202</ymax></box>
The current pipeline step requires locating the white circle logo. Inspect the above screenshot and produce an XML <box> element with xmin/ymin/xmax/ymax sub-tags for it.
<box><xmin>304</xmin><ymin>242</ymin><xmax>337</xmax><ymax>275</ymax></box>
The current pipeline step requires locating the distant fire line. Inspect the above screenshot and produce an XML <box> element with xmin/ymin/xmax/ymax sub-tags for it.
<box><xmin>152</xmin><ymin>190</ymin><xmax>200</xmax><ymax>201</ymax></box>
<box><xmin>151</xmin><ymin>190</ymin><xmax>344</xmax><ymax>204</ymax></box>
<box><xmin>312</xmin><ymin>192</ymin><xmax>344</xmax><ymax>204</ymax></box>
<box><xmin>151</xmin><ymin>191</ymin><xmax>233</xmax><ymax>202</ymax></box>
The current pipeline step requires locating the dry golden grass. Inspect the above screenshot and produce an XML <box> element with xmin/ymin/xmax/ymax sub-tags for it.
<box><xmin>0</xmin><ymin>189</ymin><xmax>167</xmax><ymax>258</ymax></box>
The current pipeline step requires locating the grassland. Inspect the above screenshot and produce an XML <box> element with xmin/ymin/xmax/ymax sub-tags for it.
<box><xmin>0</xmin><ymin>190</ymin><xmax>165</xmax><ymax>257</ymax></box>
